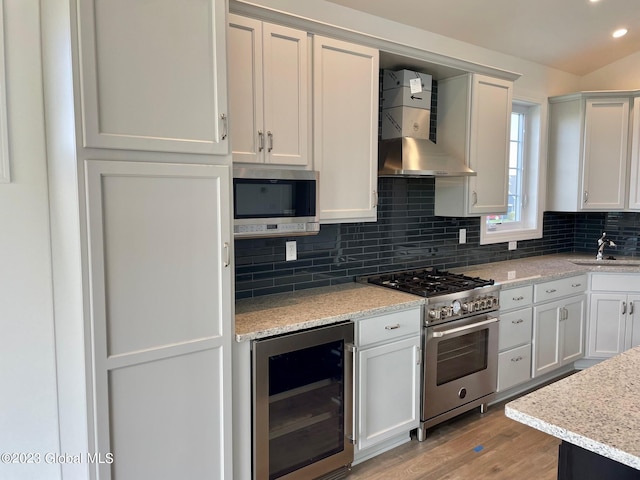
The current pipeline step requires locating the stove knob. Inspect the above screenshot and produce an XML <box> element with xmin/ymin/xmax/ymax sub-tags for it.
<box><xmin>461</xmin><ymin>302</ymin><xmax>470</xmax><ymax>312</ymax></box>
<box><xmin>441</xmin><ymin>307</ymin><xmax>449</xmax><ymax>318</ymax></box>
<box><xmin>480</xmin><ymin>299</ymin><xmax>487</xmax><ymax>309</ymax></box>
<box><xmin>428</xmin><ymin>309</ymin><xmax>438</xmax><ymax>319</ymax></box>
<box><xmin>474</xmin><ymin>300</ymin><xmax>481</xmax><ymax>310</ymax></box>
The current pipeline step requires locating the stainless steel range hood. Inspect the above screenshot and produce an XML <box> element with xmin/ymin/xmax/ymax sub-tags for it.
<box><xmin>378</xmin><ymin>137</ymin><xmax>476</xmax><ymax>177</ymax></box>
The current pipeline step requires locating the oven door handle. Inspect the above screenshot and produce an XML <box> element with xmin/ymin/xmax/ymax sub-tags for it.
<box><xmin>431</xmin><ymin>316</ymin><xmax>499</xmax><ymax>338</ymax></box>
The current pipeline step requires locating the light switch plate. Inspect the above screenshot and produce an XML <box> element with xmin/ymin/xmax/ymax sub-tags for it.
<box><xmin>508</xmin><ymin>241</ymin><xmax>517</xmax><ymax>251</ymax></box>
<box><xmin>286</xmin><ymin>241</ymin><xmax>297</xmax><ymax>261</ymax></box>
<box><xmin>459</xmin><ymin>228</ymin><xmax>466</xmax><ymax>244</ymax></box>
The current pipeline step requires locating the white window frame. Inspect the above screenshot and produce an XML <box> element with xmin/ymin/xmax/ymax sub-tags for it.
<box><xmin>480</xmin><ymin>95</ymin><xmax>547</xmax><ymax>245</ymax></box>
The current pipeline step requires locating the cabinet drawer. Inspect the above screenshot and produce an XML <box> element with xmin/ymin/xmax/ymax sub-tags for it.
<box><xmin>500</xmin><ymin>285</ymin><xmax>533</xmax><ymax>311</ymax></box>
<box><xmin>357</xmin><ymin>308</ymin><xmax>421</xmax><ymax>347</ymax></box>
<box><xmin>499</xmin><ymin>308</ymin><xmax>532</xmax><ymax>351</ymax></box>
<box><xmin>497</xmin><ymin>344</ymin><xmax>531</xmax><ymax>392</ymax></box>
<box><xmin>534</xmin><ymin>275</ymin><xmax>587</xmax><ymax>303</ymax></box>
<box><xmin>591</xmin><ymin>273</ymin><xmax>640</xmax><ymax>292</ymax></box>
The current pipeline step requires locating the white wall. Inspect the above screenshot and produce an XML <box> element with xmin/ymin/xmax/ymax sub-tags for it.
<box><xmin>580</xmin><ymin>50</ymin><xmax>640</xmax><ymax>91</ymax></box>
<box><xmin>233</xmin><ymin>0</ymin><xmax>582</xmax><ymax>98</ymax></box>
<box><xmin>0</xmin><ymin>1</ymin><xmax>61</xmax><ymax>480</ymax></box>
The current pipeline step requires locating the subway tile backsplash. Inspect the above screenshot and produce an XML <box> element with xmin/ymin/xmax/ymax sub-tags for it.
<box><xmin>235</xmin><ymin>177</ymin><xmax>599</xmax><ymax>299</ymax></box>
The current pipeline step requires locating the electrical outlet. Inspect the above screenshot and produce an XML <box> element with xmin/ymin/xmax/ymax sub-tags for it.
<box><xmin>285</xmin><ymin>241</ymin><xmax>297</xmax><ymax>261</ymax></box>
<box><xmin>459</xmin><ymin>228</ymin><xmax>466</xmax><ymax>244</ymax></box>
<box><xmin>508</xmin><ymin>241</ymin><xmax>517</xmax><ymax>251</ymax></box>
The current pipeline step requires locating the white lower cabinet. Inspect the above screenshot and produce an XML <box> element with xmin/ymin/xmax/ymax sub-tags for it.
<box><xmin>497</xmin><ymin>285</ymin><xmax>533</xmax><ymax>392</ymax></box>
<box><xmin>532</xmin><ymin>293</ymin><xmax>585</xmax><ymax>378</ymax></box>
<box><xmin>85</xmin><ymin>161</ymin><xmax>233</xmax><ymax>479</ymax></box>
<box><xmin>587</xmin><ymin>273</ymin><xmax>640</xmax><ymax>358</ymax></box>
<box><xmin>354</xmin><ymin>307</ymin><xmax>421</xmax><ymax>464</ymax></box>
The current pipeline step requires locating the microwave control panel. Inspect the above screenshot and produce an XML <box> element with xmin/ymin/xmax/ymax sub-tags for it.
<box><xmin>234</xmin><ymin>222</ymin><xmax>320</xmax><ymax>238</ymax></box>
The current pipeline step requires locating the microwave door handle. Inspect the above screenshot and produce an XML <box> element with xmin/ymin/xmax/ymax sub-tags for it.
<box><xmin>431</xmin><ymin>317</ymin><xmax>499</xmax><ymax>338</ymax></box>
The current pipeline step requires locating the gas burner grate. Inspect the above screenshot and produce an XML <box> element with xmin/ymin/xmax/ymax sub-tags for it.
<box><xmin>361</xmin><ymin>267</ymin><xmax>494</xmax><ymax>298</ymax></box>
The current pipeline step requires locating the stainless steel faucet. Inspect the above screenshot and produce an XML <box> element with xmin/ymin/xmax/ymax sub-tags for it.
<box><xmin>596</xmin><ymin>232</ymin><xmax>616</xmax><ymax>260</ymax></box>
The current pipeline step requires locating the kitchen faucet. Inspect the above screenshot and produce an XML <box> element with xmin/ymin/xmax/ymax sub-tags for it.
<box><xmin>596</xmin><ymin>232</ymin><xmax>616</xmax><ymax>260</ymax></box>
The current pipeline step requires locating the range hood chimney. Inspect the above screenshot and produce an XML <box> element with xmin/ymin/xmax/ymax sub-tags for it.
<box><xmin>378</xmin><ymin>137</ymin><xmax>476</xmax><ymax>177</ymax></box>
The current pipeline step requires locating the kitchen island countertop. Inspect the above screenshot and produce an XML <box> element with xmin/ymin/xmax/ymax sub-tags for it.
<box><xmin>235</xmin><ymin>283</ymin><xmax>424</xmax><ymax>342</ymax></box>
<box><xmin>505</xmin><ymin>345</ymin><xmax>640</xmax><ymax>471</ymax></box>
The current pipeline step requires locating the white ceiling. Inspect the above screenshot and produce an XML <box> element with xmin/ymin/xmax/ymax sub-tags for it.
<box><xmin>327</xmin><ymin>0</ymin><xmax>640</xmax><ymax>76</ymax></box>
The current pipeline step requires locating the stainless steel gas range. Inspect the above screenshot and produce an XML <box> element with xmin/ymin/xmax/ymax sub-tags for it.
<box><xmin>359</xmin><ymin>268</ymin><xmax>500</xmax><ymax>441</ymax></box>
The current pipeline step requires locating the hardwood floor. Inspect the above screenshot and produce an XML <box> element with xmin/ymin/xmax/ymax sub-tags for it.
<box><xmin>348</xmin><ymin>401</ymin><xmax>560</xmax><ymax>480</ymax></box>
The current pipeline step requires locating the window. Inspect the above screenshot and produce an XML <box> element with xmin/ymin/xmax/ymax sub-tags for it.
<box><xmin>480</xmin><ymin>97</ymin><xmax>545</xmax><ymax>245</ymax></box>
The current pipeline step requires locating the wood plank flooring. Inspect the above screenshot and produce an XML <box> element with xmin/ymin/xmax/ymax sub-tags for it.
<box><xmin>348</xmin><ymin>401</ymin><xmax>559</xmax><ymax>480</ymax></box>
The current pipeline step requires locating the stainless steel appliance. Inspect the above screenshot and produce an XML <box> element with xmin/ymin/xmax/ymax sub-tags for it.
<box><xmin>359</xmin><ymin>268</ymin><xmax>500</xmax><ymax>441</ymax></box>
<box><xmin>233</xmin><ymin>167</ymin><xmax>319</xmax><ymax>238</ymax></box>
<box><xmin>252</xmin><ymin>322</ymin><xmax>354</xmax><ymax>480</ymax></box>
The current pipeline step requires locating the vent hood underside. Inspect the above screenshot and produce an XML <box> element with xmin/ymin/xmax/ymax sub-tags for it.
<box><xmin>378</xmin><ymin>137</ymin><xmax>476</xmax><ymax>177</ymax></box>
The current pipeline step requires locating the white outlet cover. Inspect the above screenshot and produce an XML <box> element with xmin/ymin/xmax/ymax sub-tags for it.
<box><xmin>286</xmin><ymin>241</ymin><xmax>297</xmax><ymax>261</ymax></box>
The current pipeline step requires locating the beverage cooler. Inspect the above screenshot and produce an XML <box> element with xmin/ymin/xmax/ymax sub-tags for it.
<box><xmin>252</xmin><ymin>322</ymin><xmax>354</xmax><ymax>480</ymax></box>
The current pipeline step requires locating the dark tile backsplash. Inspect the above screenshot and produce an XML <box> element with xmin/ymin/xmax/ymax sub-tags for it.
<box><xmin>235</xmin><ymin>177</ymin><xmax>640</xmax><ymax>299</ymax></box>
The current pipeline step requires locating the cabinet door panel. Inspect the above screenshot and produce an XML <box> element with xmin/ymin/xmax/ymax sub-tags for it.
<box><xmin>467</xmin><ymin>75</ymin><xmax>512</xmax><ymax>214</ymax></box>
<box><xmin>228</xmin><ymin>15</ymin><xmax>263</xmax><ymax>163</ymax></box>
<box><xmin>78</xmin><ymin>0</ymin><xmax>228</xmax><ymax>154</ymax></box>
<box><xmin>262</xmin><ymin>23</ymin><xmax>308</xmax><ymax>165</ymax></box>
<box><xmin>588</xmin><ymin>293</ymin><xmax>626</xmax><ymax>358</ymax></box>
<box><xmin>532</xmin><ymin>301</ymin><xmax>561</xmax><ymax>377</ymax></box>
<box><xmin>581</xmin><ymin>98</ymin><xmax>629</xmax><ymax>210</ymax></box>
<box><xmin>627</xmin><ymin>295</ymin><xmax>640</xmax><ymax>350</ymax></box>
<box><xmin>560</xmin><ymin>296</ymin><xmax>585</xmax><ymax>364</ymax></box>
<box><xmin>85</xmin><ymin>161</ymin><xmax>232</xmax><ymax>479</ymax></box>
<box><xmin>314</xmin><ymin>36</ymin><xmax>378</xmax><ymax>223</ymax></box>
<box><xmin>357</xmin><ymin>337</ymin><xmax>420</xmax><ymax>451</ymax></box>
<box><xmin>629</xmin><ymin>97</ymin><xmax>640</xmax><ymax>210</ymax></box>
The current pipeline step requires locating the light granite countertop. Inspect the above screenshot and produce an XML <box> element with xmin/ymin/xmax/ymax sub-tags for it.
<box><xmin>235</xmin><ymin>254</ymin><xmax>640</xmax><ymax>341</ymax></box>
<box><xmin>453</xmin><ymin>253</ymin><xmax>640</xmax><ymax>288</ymax></box>
<box><xmin>505</xmin><ymin>345</ymin><xmax>640</xmax><ymax>470</ymax></box>
<box><xmin>235</xmin><ymin>283</ymin><xmax>424</xmax><ymax>342</ymax></box>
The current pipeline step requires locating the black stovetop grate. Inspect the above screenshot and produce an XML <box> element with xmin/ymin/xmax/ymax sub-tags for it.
<box><xmin>363</xmin><ymin>267</ymin><xmax>494</xmax><ymax>297</ymax></box>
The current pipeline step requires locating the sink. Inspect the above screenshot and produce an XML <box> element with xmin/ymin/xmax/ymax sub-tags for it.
<box><xmin>569</xmin><ymin>259</ymin><xmax>640</xmax><ymax>267</ymax></box>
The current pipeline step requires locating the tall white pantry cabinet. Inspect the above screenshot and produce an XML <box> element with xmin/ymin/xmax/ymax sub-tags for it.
<box><xmin>42</xmin><ymin>1</ymin><xmax>233</xmax><ymax>479</ymax></box>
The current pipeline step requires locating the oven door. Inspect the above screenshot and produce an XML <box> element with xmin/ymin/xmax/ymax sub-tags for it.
<box><xmin>423</xmin><ymin>314</ymin><xmax>499</xmax><ymax>420</ymax></box>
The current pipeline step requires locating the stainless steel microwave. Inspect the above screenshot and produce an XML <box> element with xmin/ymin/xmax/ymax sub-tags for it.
<box><xmin>232</xmin><ymin>168</ymin><xmax>320</xmax><ymax>238</ymax></box>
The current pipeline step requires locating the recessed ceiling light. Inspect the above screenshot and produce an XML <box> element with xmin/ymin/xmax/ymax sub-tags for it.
<box><xmin>589</xmin><ymin>0</ymin><xmax>600</xmax><ymax>3</ymax></box>
<box><xmin>613</xmin><ymin>28</ymin><xmax>628</xmax><ymax>38</ymax></box>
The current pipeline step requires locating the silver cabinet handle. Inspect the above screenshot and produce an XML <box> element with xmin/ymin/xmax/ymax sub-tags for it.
<box><xmin>512</xmin><ymin>296</ymin><xmax>524</xmax><ymax>301</ymax></box>
<box><xmin>223</xmin><ymin>242</ymin><xmax>230</xmax><ymax>268</ymax></box>
<box><xmin>511</xmin><ymin>356</ymin><xmax>523</xmax><ymax>362</ymax></box>
<box><xmin>219</xmin><ymin>113</ymin><xmax>228</xmax><ymax>140</ymax></box>
<box><xmin>584</xmin><ymin>190</ymin><xmax>589</xmax><ymax>204</ymax></box>
<box><xmin>385</xmin><ymin>324</ymin><xmax>400</xmax><ymax>330</ymax></box>
<box><xmin>623</xmin><ymin>301</ymin><xmax>627</xmax><ymax>315</ymax></box>
<box><xmin>258</xmin><ymin>130</ymin><xmax>264</xmax><ymax>152</ymax></box>
<box><xmin>546</xmin><ymin>288</ymin><xmax>557</xmax><ymax>294</ymax></box>
<box><xmin>372</xmin><ymin>190</ymin><xmax>378</xmax><ymax>208</ymax></box>
<box><xmin>472</xmin><ymin>190</ymin><xmax>478</xmax><ymax>205</ymax></box>
<box><xmin>267</xmin><ymin>131</ymin><xmax>273</xmax><ymax>152</ymax></box>
<box><xmin>572</xmin><ymin>283</ymin><xmax>582</xmax><ymax>288</ymax></box>
<box><xmin>512</xmin><ymin>319</ymin><xmax>524</xmax><ymax>324</ymax></box>
<box><xmin>631</xmin><ymin>302</ymin><xmax>635</xmax><ymax>315</ymax></box>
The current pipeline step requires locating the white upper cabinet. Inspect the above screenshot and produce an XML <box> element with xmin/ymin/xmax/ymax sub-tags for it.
<box><xmin>313</xmin><ymin>36</ymin><xmax>379</xmax><ymax>223</ymax></box>
<box><xmin>228</xmin><ymin>15</ymin><xmax>308</xmax><ymax>166</ymax></box>
<box><xmin>547</xmin><ymin>94</ymin><xmax>630</xmax><ymax>211</ymax></box>
<box><xmin>434</xmin><ymin>73</ymin><xmax>513</xmax><ymax>217</ymax></box>
<box><xmin>628</xmin><ymin>97</ymin><xmax>640</xmax><ymax>210</ymax></box>
<box><xmin>76</xmin><ymin>0</ymin><xmax>229</xmax><ymax>155</ymax></box>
